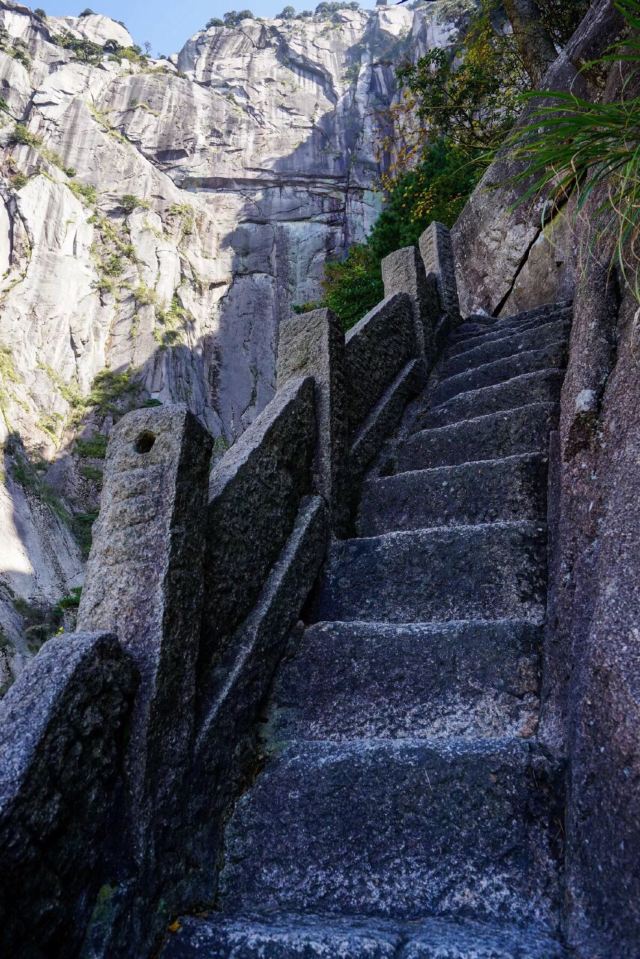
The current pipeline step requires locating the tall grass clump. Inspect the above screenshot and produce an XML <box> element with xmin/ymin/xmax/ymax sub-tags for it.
<box><xmin>510</xmin><ymin>0</ymin><xmax>640</xmax><ymax>295</ymax></box>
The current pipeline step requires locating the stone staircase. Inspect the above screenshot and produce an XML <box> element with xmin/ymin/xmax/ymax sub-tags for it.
<box><xmin>161</xmin><ymin>301</ymin><xmax>572</xmax><ymax>958</ymax></box>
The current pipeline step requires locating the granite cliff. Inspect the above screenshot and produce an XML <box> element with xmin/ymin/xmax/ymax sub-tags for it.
<box><xmin>0</xmin><ymin>0</ymin><xmax>474</xmax><ymax>682</ymax></box>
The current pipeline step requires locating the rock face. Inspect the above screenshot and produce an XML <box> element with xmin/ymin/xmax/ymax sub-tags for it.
<box><xmin>0</xmin><ymin>0</ymin><xmax>474</xmax><ymax>678</ymax></box>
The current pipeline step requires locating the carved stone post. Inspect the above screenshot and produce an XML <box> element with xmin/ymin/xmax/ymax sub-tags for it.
<box><xmin>381</xmin><ymin>245</ymin><xmax>440</xmax><ymax>364</ymax></box>
<box><xmin>277</xmin><ymin>308</ymin><xmax>349</xmax><ymax>534</ymax></box>
<box><xmin>419</xmin><ymin>221</ymin><xmax>461</xmax><ymax>341</ymax></box>
<box><xmin>77</xmin><ymin>405</ymin><xmax>212</xmax><ymax>906</ymax></box>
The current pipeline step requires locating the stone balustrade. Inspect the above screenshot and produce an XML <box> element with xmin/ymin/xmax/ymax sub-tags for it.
<box><xmin>0</xmin><ymin>222</ymin><xmax>460</xmax><ymax>958</ymax></box>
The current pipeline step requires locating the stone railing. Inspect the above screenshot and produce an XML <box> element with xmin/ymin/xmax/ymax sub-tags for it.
<box><xmin>0</xmin><ymin>222</ymin><xmax>460</xmax><ymax>958</ymax></box>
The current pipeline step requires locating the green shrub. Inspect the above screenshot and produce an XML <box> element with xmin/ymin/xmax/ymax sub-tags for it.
<box><xmin>68</xmin><ymin>179</ymin><xmax>98</xmax><ymax>206</ymax></box>
<box><xmin>319</xmin><ymin>140</ymin><xmax>484</xmax><ymax>330</ymax></box>
<box><xmin>121</xmin><ymin>193</ymin><xmax>150</xmax><ymax>213</ymax></box>
<box><xmin>53</xmin><ymin>30</ymin><xmax>103</xmax><ymax>63</ymax></box>
<box><xmin>396</xmin><ymin>1</ymin><xmax>530</xmax><ymax>156</ymax></box>
<box><xmin>11</xmin><ymin>124</ymin><xmax>41</xmax><ymax>147</ymax></box>
<box><xmin>75</xmin><ymin>433</ymin><xmax>108</xmax><ymax>458</ymax></box>
<box><xmin>55</xmin><ymin>587</ymin><xmax>82</xmax><ymax>611</ymax></box>
<box><xmin>73</xmin><ymin>511</ymin><xmax>98</xmax><ymax>557</ymax></box>
<box><xmin>80</xmin><ymin>464</ymin><xmax>103</xmax><ymax>483</ymax></box>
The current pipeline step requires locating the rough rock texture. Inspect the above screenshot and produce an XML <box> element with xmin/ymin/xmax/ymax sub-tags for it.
<box><xmin>345</xmin><ymin>293</ymin><xmax>418</xmax><ymax>435</ymax></box>
<box><xmin>0</xmin><ymin>0</ymin><xmax>475</xmax><ymax>676</ymax></box>
<box><xmin>0</xmin><ymin>631</ymin><xmax>137</xmax><ymax>957</ymax></box>
<box><xmin>77</xmin><ymin>404</ymin><xmax>212</xmax><ymax>940</ymax></box>
<box><xmin>541</xmin><ymin>187</ymin><xmax>640</xmax><ymax>955</ymax></box>
<box><xmin>201</xmin><ymin>375</ymin><xmax>316</xmax><ymax>699</ymax></box>
<box><xmin>277</xmin><ymin>309</ymin><xmax>349</xmax><ymax>531</ymax></box>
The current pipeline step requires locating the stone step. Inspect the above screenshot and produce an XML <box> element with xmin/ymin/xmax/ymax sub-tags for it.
<box><xmin>359</xmin><ymin>454</ymin><xmax>547</xmax><ymax>535</ymax></box>
<box><xmin>416</xmin><ymin>370</ymin><xmax>564</xmax><ymax>430</ymax></box>
<box><xmin>399</xmin><ymin>404</ymin><xmax>556</xmax><ymax>472</ymax></box>
<box><xmin>442</xmin><ymin>319</ymin><xmax>570</xmax><ymax>376</ymax></box>
<box><xmin>268</xmin><ymin>620</ymin><xmax>541</xmax><ymax>742</ymax></box>
<box><xmin>449</xmin><ymin>302</ymin><xmax>572</xmax><ymax>345</ymax></box>
<box><xmin>446</xmin><ymin>310</ymin><xmax>572</xmax><ymax>360</ymax></box>
<box><xmin>314</xmin><ymin>522</ymin><xmax>546</xmax><ymax>624</ymax></box>
<box><xmin>160</xmin><ymin>913</ymin><xmax>568</xmax><ymax>958</ymax></box>
<box><xmin>430</xmin><ymin>343</ymin><xmax>567</xmax><ymax>407</ymax></box>
<box><xmin>217</xmin><ymin>738</ymin><xmax>562</xmax><ymax>926</ymax></box>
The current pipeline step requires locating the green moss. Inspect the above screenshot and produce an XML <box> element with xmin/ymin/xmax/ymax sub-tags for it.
<box><xmin>37</xmin><ymin>412</ymin><xmax>64</xmax><ymax>444</ymax></box>
<box><xmin>10</xmin><ymin>449</ymin><xmax>69</xmax><ymax>520</ymax></box>
<box><xmin>10</xmin><ymin>46</ymin><xmax>31</xmax><ymax>68</ymax></box>
<box><xmin>0</xmin><ymin>344</ymin><xmax>20</xmax><ymax>400</ymax></box>
<box><xmin>102</xmin><ymin>254</ymin><xmax>124</xmax><ymax>276</ymax></box>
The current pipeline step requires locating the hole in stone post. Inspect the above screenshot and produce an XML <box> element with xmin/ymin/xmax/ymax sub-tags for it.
<box><xmin>135</xmin><ymin>431</ymin><xmax>156</xmax><ymax>454</ymax></box>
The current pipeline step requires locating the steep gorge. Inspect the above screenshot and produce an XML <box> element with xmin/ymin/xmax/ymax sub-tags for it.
<box><xmin>0</xmin><ymin>0</ymin><xmax>475</xmax><ymax>681</ymax></box>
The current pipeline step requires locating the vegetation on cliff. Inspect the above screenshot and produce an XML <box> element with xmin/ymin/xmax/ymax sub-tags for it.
<box><xmin>511</xmin><ymin>0</ymin><xmax>640</xmax><ymax>296</ymax></box>
<box><xmin>316</xmin><ymin>0</ymin><xmax>591</xmax><ymax>330</ymax></box>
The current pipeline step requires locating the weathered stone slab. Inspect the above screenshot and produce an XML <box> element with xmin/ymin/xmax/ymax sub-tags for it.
<box><xmin>77</xmin><ymin>405</ymin><xmax>212</xmax><ymax>909</ymax></box>
<box><xmin>161</xmin><ymin>914</ymin><xmax>401</xmax><ymax>958</ymax></box>
<box><xmin>349</xmin><ymin>358</ymin><xmax>426</xmax><ymax>493</ymax></box>
<box><xmin>186</xmin><ymin>497</ymin><xmax>328</xmax><ymax>912</ymax></box>
<box><xmin>399</xmin><ymin>402</ymin><xmax>558</xmax><ymax>471</ymax></box>
<box><xmin>359</xmin><ymin>453</ymin><xmax>548</xmax><ymax>534</ymax></box>
<box><xmin>382</xmin><ymin>245</ymin><xmax>439</xmax><ymax>359</ymax></box>
<box><xmin>419</xmin><ymin>222</ymin><xmax>460</xmax><ymax>337</ymax></box>
<box><xmin>202</xmin><ymin>376</ymin><xmax>315</xmax><ymax>682</ymax></box>
<box><xmin>277</xmin><ymin>309</ymin><xmax>348</xmax><ymax>531</ymax></box>
<box><xmin>269</xmin><ymin>620</ymin><xmax>541</xmax><ymax>742</ymax></box>
<box><xmin>218</xmin><ymin>739</ymin><xmax>561</xmax><ymax>927</ymax></box>
<box><xmin>0</xmin><ymin>632</ymin><xmax>137</xmax><ymax>957</ymax></box>
<box><xmin>345</xmin><ymin>293</ymin><xmax>418</xmax><ymax>438</ymax></box>
<box><xmin>418</xmin><ymin>369</ymin><xmax>564</xmax><ymax>430</ymax></box>
<box><xmin>430</xmin><ymin>341</ymin><xmax>567</xmax><ymax>406</ymax></box>
<box><xmin>314</xmin><ymin>522</ymin><xmax>547</xmax><ymax>624</ymax></box>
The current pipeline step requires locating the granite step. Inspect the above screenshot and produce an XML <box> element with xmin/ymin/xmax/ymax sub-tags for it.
<box><xmin>161</xmin><ymin>913</ymin><xmax>568</xmax><ymax>958</ymax></box>
<box><xmin>446</xmin><ymin>310</ymin><xmax>572</xmax><ymax>360</ymax></box>
<box><xmin>314</xmin><ymin>522</ymin><xmax>547</xmax><ymax>624</ymax></box>
<box><xmin>441</xmin><ymin>319</ymin><xmax>571</xmax><ymax>376</ymax></box>
<box><xmin>449</xmin><ymin>302</ymin><xmax>572</xmax><ymax>345</ymax></box>
<box><xmin>398</xmin><ymin>404</ymin><xmax>557</xmax><ymax>472</ymax></box>
<box><xmin>430</xmin><ymin>343</ymin><xmax>567</xmax><ymax>407</ymax></box>
<box><xmin>359</xmin><ymin>454</ymin><xmax>547</xmax><ymax>535</ymax></box>
<box><xmin>268</xmin><ymin>620</ymin><xmax>541</xmax><ymax>742</ymax></box>
<box><xmin>415</xmin><ymin>370</ymin><xmax>564</xmax><ymax>430</ymax></box>
<box><xmin>217</xmin><ymin>739</ymin><xmax>562</xmax><ymax>926</ymax></box>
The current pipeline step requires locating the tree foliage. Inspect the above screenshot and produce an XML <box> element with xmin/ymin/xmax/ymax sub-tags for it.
<box><xmin>396</xmin><ymin>2</ymin><xmax>530</xmax><ymax>155</ymax></box>
<box><xmin>317</xmin><ymin>0</ymin><xmax>527</xmax><ymax>330</ymax></box>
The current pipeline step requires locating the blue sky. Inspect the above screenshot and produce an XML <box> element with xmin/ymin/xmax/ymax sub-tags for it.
<box><xmin>37</xmin><ymin>0</ymin><xmax>376</xmax><ymax>56</ymax></box>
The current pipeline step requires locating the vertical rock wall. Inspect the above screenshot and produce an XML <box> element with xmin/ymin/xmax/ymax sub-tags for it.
<box><xmin>0</xmin><ymin>0</ymin><xmax>475</xmax><ymax>678</ymax></box>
